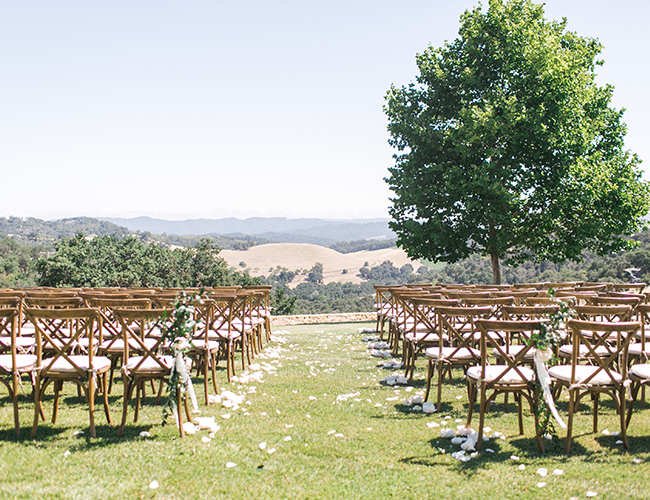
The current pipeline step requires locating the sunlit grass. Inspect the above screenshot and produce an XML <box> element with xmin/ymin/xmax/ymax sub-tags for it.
<box><xmin>0</xmin><ymin>322</ymin><xmax>649</xmax><ymax>499</ymax></box>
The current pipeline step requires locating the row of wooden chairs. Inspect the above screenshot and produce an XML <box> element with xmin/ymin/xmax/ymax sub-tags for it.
<box><xmin>0</xmin><ymin>285</ymin><xmax>273</xmax><ymax>438</ymax></box>
<box><xmin>373</xmin><ymin>282</ymin><xmax>650</xmax><ymax>453</ymax></box>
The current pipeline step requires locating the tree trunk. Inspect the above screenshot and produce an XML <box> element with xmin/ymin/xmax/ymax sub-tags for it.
<box><xmin>491</xmin><ymin>254</ymin><xmax>501</xmax><ymax>285</ymax></box>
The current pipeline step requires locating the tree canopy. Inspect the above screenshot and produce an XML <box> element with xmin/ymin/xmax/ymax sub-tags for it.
<box><xmin>384</xmin><ymin>0</ymin><xmax>649</xmax><ymax>284</ymax></box>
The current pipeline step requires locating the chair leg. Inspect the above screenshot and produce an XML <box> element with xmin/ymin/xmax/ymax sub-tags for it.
<box><xmin>423</xmin><ymin>360</ymin><xmax>433</xmax><ymax>402</ymax></box>
<box><xmin>31</xmin><ymin>376</ymin><xmax>42</xmax><ymax>439</ymax></box>
<box><xmin>88</xmin><ymin>376</ymin><xmax>97</xmax><ymax>439</ymax></box>
<box><xmin>102</xmin><ymin>373</ymin><xmax>112</xmax><ymax>425</ymax></box>
<box><xmin>593</xmin><ymin>392</ymin><xmax>600</xmax><ymax>433</ymax></box>
<box><xmin>565</xmin><ymin>389</ymin><xmax>576</xmax><ymax>454</ymax></box>
<box><xmin>118</xmin><ymin>378</ymin><xmax>135</xmax><ymax>438</ymax></box>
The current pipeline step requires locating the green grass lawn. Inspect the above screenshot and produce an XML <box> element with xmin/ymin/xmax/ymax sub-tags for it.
<box><xmin>1</xmin><ymin>322</ymin><xmax>649</xmax><ymax>499</ymax></box>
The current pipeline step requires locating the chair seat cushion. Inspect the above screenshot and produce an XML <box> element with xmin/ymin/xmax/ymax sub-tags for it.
<box><xmin>0</xmin><ymin>336</ymin><xmax>36</xmax><ymax>351</ymax></box>
<box><xmin>548</xmin><ymin>364</ymin><xmax>623</xmax><ymax>385</ymax></box>
<box><xmin>100</xmin><ymin>338</ymin><xmax>158</xmax><ymax>353</ymax></box>
<box><xmin>425</xmin><ymin>346</ymin><xmax>479</xmax><ymax>361</ymax></box>
<box><xmin>466</xmin><ymin>365</ymin><xmax>535</xmax><ymax>384</ymax></box>
<box><xmin>494</xmin><ymin>344</ymin><xmax>534</xmax><ymax>360</ymax></box>
<box><xmin>0</xmin><ymin>354</ymin><xmax>37</xmax><ymax>373</ymax></box>
<box><xmin>43</xmin><ymin>355</ymin><xmax>111</xmax><ymax>375</ymax></box>
<box><xmin>630</xmin><ymin>364</ymin><xmax>650</xmax><ymax>380</ymax></box>
<box><xmin>405</xmin><ymin>330</ymin><xmax>445</xmax><ymax>343</ymax></box>
<box><xmin>558</xmin><ymin>344</ymin><xmax>609</xmax><ymax>358</ymax></box>
<box><xmin>190</xmin><ymin>339</ymin><xmax>220</xmax><ymax>351</ymax></box>
<box><xmin>628</xmin><ymin>344</ymin><xmax>650</xmax><ymax>357</ymax></box>
<box><xmin>123</xmin><ymin>355</ymin><xmax>174</xmax><ymax>374</ymax></box>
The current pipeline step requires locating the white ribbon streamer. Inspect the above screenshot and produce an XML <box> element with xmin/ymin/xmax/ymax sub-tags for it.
<box><xmin>534</xmin><ymin>349</ymin><xmax>567</xmax><ymax>429</ymax></box>
<box><xmin>175</xmin><ymin>350</ymin><xmax>199</xmax><ymax>414</ymax></box>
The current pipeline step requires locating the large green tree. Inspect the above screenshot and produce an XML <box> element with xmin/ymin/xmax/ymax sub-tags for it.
<box><xmin>384</xmin><ymin>0</ymin><xmax>649</xmax><ymax>284</ymax></box>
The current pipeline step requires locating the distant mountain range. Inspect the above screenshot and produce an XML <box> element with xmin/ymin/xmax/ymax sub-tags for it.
<box><xmin>99</xmin><ymin>216</ymin><xmax>395</xmax><ymax>245</ymax></box>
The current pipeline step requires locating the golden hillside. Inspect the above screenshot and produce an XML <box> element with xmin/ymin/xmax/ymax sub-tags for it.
<box><xmin>220</xmin><ymin>243</ymin><xmax>420</xmax><ymax>286</ymax></box>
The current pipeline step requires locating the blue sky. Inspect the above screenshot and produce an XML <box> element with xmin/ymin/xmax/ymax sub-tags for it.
<box><xmin>1</xmin><ymin>1</ymin><xmax>648</xmax><ymax>221</ymax></box>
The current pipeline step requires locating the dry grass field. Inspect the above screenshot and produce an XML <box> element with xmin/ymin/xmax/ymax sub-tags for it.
<box><xmin>220</xmin><ymin>243</ymin><xmax>420</xmax><ymax>286</ymax></box>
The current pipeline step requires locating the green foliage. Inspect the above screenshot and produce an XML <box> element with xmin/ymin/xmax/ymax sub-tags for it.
<box><xmin>384</xmin><ymin>0</ymin><xmax>649</xmax><ymax>284</ymax></box>
<box><xmin>329</xmin><ymin>239</ymin><xmax>397</xmax><ymax>254</ymax></box>
<box><xmin>307</xmin><ymin>262</ymin><xmax>324</xmax><ymax>284</ymax></box>
<box><xmin>271</xmin><ymin>286</ymin><xmax>298</xmax><ymax>315</ymax></box>
<box><xmin>0</xmin><ymin>237</ymin><xmax>45</xmax><ymax>287</ymax></box>
<box><xmin>0</xmin><ymin>216</ymin><xmax>129</xmax><ymax>246</ymax></box>
<box><xmin>36</xmin><ymin>234</ymin><xmax>259</xmax><ymax>288</ymax></box>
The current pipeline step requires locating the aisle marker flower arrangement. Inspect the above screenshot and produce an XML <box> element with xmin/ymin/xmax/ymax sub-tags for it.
<box><xmin>529</xmin><ymin>297</ymin><xmax>575</xmax><ymax>434</ymax></box>
<box><xmin>159</xmin><ymin>290</ymin><xmax>204</xmax><ymax>426</ymax></box>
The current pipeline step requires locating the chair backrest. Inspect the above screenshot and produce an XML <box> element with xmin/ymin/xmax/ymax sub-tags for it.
<box><xmin>25</xmin><ymin>307</ymin><xmax>100</xmax><ymax>378</ymax></box>
<box><xmin>24</xmin><ymin>296</ymin><xmax>85</xmax><ymax>309</ymax></box>
<box><xmin>88</xmin><ymin>297</ymin><xmax>153</xmax><ymax>341</ymax></box>
<box><xmin>587</xmin><ymin>296</ymin><xmax>642</xmax><ymax>308</ymax></box>
<box><xmin>574</xmin><ymin>305</ymin><xmax>633</xmax><ymax>322</ymax></box>
<box><xmin>475</xmin><ymin>319</ymin><xmax>543</xmax><ymax>385</ymax></box>
<box><xmin>566</xmin><ymin>319</ymin><xmax>640</xmax><ymax>385</ymax></box>
<box><xmin>611</xmin><ymin>283</ymin><xmax>646</xmax><ymax>293</ymax></box>
<box><xmin>113</xmin><ymin>308</ymin><xmax>171</xmax><ymax>374</ymax></box>
<box><xmin>502</xmin><ymin>305</ymin><xmax>560</xmax><ymax>321</ymax></box>
<box><xmin>0</xmin><ymin>307</ymin><xmax>19</xmax><ymax>372</ymax></box>
<box><xmin>435</xmin><ymin>306</ymin><xmax>494</xmax><ymax>355</ymax></box>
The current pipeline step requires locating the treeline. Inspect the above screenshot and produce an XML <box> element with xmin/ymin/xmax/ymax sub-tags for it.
<box><xmin>328</xmin><ymin>239</ymin><xmax>397</xmax><ymax>254</ymax></box>
<box><xmin>33</xmin><ymin>234</ymin><xmax>259</xmax><ymax>288</ymax></box>
<box><xmin>2</xmin><ymin>230</ymin><xmax>648</xmax><ymax>315</ymax></box>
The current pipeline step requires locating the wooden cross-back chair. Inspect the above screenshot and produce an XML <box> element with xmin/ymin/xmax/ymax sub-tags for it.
<box><xmin>373</xmin><ymin>286</ymin><xmax>393</xmax><ymax>340</ymax></box>
<box><xmin>0</xmin><ymin>297</ymin><xmax>35</xmax><ymax>355</ymax></box>
<box><xmin>243</xmin><ymin>285</ymin><xmax>273</xmax><ymax>344</ymax></box>
<box><xmin>205</xmin><ymin>293</ymin><xmax>248</xmax><ymax>383</ymax></box>
<box><xmin>549</xmin><ymin>320</ymin><xmax>640</xmax><ymax>453</ymax></box>
<box><xmin>26</xmin><ymin>307</ymin><xmax>111</xmax><ymax>439</ymax></box>
<box><xmin>466</xmin><ymin>319</ymin><xmax>546</xmax><ymax>452</ymax></box>
<box><xmin>461</xmin><ymin>296</ymin><xmax>515</xmax><ymax>320</ymax></box>
<box><xmin>402</xmin><ymin>297</ymin><xmax>458</xmax><ymax>383</ymax></box>
<box><xmin>0</xmin><ymin>307</ymin><xmax>37</xmax><ymax>436</ymax></box>
<box><xmin>186</xmin><ymin>297</ymin><xmax>223</xmax><ymax>404</ymax></box>
<box><xmin>89</xmin><ymin>297</ymin><xmax>153</xmax><ymax>393</ymax></box>
<box><xmin>388</xmin><ymin>289</ymin><xmax>436</xmax><ymax>357</ymax></box>
<box><xmin>423</xmin><ymin>305</ymin><xmax>492</xmax><ymax>410</ymax></box>
<box><xmin>556</xmin><ymin>305</ymin><xmax>633</xmax><ymax>364</ymax></box>
<box><xmin>114</xmin><ymin>308</ymin><xmax>193</xmax><ymax>438</ymax></box>
<box><xmin>611</xmin><ymin>283</ymin><xmax>647</xmax><ymax>294</ymax></box>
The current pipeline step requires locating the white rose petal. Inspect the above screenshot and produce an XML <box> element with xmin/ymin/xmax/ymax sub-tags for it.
<box><xmin>63</xmin><ymin>450</ymin><xmax>71</xmax><ymax>457</ymax></box>
<box><xmin>259</xmin><ymin>442</ymin><xmax>267</xmax><ymax>450</ymax></box>
<box><xmin>267</xmin><ymin>448</ymin><xmax>276</xmax><ymax>454</ymax></box>
<box><xmin>633</xmin><ymin>458</ymin><xmax>643</xmax><ymax>464</ymax></box>
<box><xmin>510</xmin><ymin>455</ymin><xmax>520</xmax><ymax>461</ymax></box>
<box><xmin>149</xmin><ymin>480</ymin><xmax>159</xmax><ymax>490</ymax></box>
<box><xmin>427</xmin><ymin>422</ymin><xmax>440</xmax><ymax>428</ymax></box>
<box><xmin>182</xmin><ymin>422</ymin><xmax>197</xmax><ymax>435</ymax></box>
<box><xmin>537</xmin><ymin>468</ymin><xmax>548</xmax><ymax>477</ymax></box>
<box><xmin>225</xmin><ymin>462</ymin><xmax>237</xmax><ymax>469</ymax></box>
<box><xmin>586</xmin><ymin>492</ymin><xmax>597</xmax><ymax>498</ymax></box>
<box><xmin>139</xmin><ymin>431</ymin><xmax>151</xmax><ymax>438</ymax></box>
<box><xmin>537</xmin><ymin>482</ymin><xmax>546</xmax><ymax>488</ymax></box>
<box><xmin>518</xmin><ymin>464</ymin><xmax>526</xmax><ymax>471</ymax></box>
<box><xmin>553</xmin><ymin>469</ymin><xmax>564</xmax><ymax>476</ymax></box>
<box><xmin>283</xmin><ymin>436</ymin><xmax>292</xmax><ymax>442</ymax></box>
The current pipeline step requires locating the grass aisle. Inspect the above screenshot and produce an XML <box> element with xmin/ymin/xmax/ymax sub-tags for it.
<box><xmin>1</xmin><ymin>322</ymin><xmax>649</xmax><ymax>499</ymax></box>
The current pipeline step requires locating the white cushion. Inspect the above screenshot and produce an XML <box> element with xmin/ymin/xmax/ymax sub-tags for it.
<box><xmin>628</xmin><ymin>344</ymin><xmax>650</xmax><ymax>357</ymax></box>
<box><xmin>0</xmin><ymin>354</ymin><xmax>37</xmax><ymax>372</ymax></box>
<box><xmin>466</xmin><ymin>365</ymin><xmax>535</xmax><ymax>384</ymax></box>
<box><xmin>123</xmin><ymin>355</ymin><xmax>174</xmax><ymax>374</ymax></box>
<box><xmin>630</xmin><ymin>364</ymin><xmax>650</xmax><ymax>380</ymax></box>
<box><xmin>558</xmin><ymin>344</ymin><xmax>610</xmax><ymax>358</ymax></box>
<box><xmin>425</xmin><ymin>346</ymin><xmax>479</xmax><ymax>361</ymax></box>
<box><xmin>100</xmin><ymin>338</ymin><xmax>158</xmax><ymax>353</ymax></box>
<box><xmin>43</xmin><ymin>355</ymin><xmax>111</xmax><ymax>374</ymax></box>
<box><xmin>493</xmin><ymin>344</ymin><xmax>534</xmax><ymax>359</ymax></box>
<box><xmin>0</xmin><ymin>337</ymin><xmax>36</xmax><ymax>350</ymax></box>
<box><xmin>548</xmin><ymin>364</ymin><xmax>622</xmax><ymax>385</ymax></box>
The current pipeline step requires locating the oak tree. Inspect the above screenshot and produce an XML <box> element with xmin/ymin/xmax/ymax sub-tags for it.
<box><xmin>384</xmin><ymin>0</ymin><xmax>649</xmax><ymax>284</ymax></box>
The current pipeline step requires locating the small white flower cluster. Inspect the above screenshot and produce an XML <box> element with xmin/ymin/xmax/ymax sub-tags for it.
<box><xmin>335</xmin><ymin>392</ymin><xmax>361</xmax><ymax>404</ymax></box>
<box><xmin>378</xmin><ymin>359</ymin><xmax>403</xmax><ymax>370</ymax></box>
<box><xmin>381</xmin><ymin>374</ymin><xmax>408</xmax><ymax>386</ymax></box>
<box><xmin>367</xmin><ymin>341</ymin><xmax>390</xmax><ymax>350</ymax></box>
<box><xmin>438</xmin><ymin>424</ymin><xmax>500</xmax><ymax>462</ymax></box>
<box><xmin>182</xmin><ymin>416</ymin><xmax>221</xmax><ymax>438</ymax></box>
<box><xmin>358</xmin><ymin>327</ymin><xmax>375</xmax><ymax>334</ymax></box>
